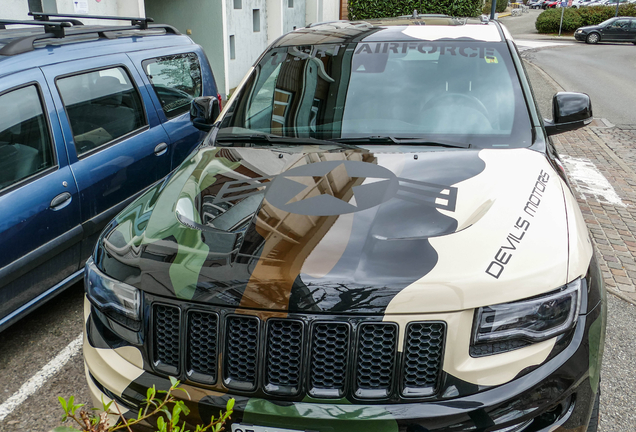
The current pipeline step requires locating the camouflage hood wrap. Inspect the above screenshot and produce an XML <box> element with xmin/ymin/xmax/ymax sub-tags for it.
<box><xmin>97</xmin><ymin>145</ymin><xmax>569</xmax><ymax>314</ymax></box>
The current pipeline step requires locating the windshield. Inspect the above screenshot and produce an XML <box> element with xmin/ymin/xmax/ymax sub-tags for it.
<box><xmin>219</xmin><ymin>39</ymin><xmax>533</xmax><ymax>148</ymax></box>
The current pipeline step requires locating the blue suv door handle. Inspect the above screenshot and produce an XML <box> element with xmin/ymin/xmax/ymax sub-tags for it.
<box><xmin>154</xmin><ymin>142</ymin><xmax>168</xmax><ymax>156</ymax></box>
<box><xmin>50</xmin><ymin>192</ymin><xmax>72</xmax><ymax>211</ymax></box>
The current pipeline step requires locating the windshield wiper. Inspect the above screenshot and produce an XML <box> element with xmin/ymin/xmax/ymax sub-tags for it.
<box><xmin>334</xmin><ymin>136</ymin><xmax>471</xmax><ymax>148</ymax></box>
<box><xmin>215</xmin><ymin>133</ymin><xmax>362</xmax><ymax>149</ymax></box>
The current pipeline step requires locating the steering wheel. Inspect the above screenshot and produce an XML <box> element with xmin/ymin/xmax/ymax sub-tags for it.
<box><xmin>422</xmin><ymin>93</ymin><xmax>490</xmax><ymax>120</ymax></box>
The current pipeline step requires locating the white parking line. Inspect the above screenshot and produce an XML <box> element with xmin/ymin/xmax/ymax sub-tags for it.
<box><xmin>561</xmin><ymin>155</ymin><xmax>627</xmax><ymax>207</ymax></box>
<box><xmin>515</xmin><ymin>39</ymin><xmax>573</xmax><ymax>51</ymax></box>
<box><xmin>0</xmin><ymin>333</ymin><xmax>83</xmax><ymax>422</ymax></box>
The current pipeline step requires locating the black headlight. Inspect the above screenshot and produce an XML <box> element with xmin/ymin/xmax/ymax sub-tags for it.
<box><xmin>85</xmin><ymin>257</ymin><xmax>141</xmax><ymax>330</ymax></box>
<box><xmin>473</xmin><ymin>278</ymin><xmax>581</xmax><ymax>349</ymax></box>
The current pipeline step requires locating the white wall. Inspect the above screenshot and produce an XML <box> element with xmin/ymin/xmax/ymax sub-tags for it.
<box><xmin>5</xmin><ymin>0</ymin><xmax>31</xmax><ymax>20</ymax></box>
<box><xmin>2</xmin><ymin>0</ymin><xmax>144</xmax><ymax>25</ymax></box>
<box><xmin>306</xmin><ymin>0</ymin><xmax>339</xmax><ymax>25</ymax></box>
<box><xmin>266</xmin><ymin>0</ymin><xmax>283</xmax><ymax>44</ymax></box>
<box><xmin>55</xmin><ymin>0</ymin><xmax>145</xmax><ymax>26</ymax></box>
<box><xmin>225</xmin><ymin>0</ymin><xmax>269</xmax><ymax>92</ymax></box>
<box><xmin>282</xmin><ymin>0</ymin><xmax>305</xmax><ymax>34</ymax></box>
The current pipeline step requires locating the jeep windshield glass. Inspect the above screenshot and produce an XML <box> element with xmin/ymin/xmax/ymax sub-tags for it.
<box><xmin>218</xmin><ymin>40</ymin><xmax>533</xmax><ymax>148</ymax></box>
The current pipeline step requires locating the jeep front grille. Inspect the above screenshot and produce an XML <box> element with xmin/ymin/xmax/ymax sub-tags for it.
<box><xmin>187</xmin><ymin>311</ymin><xmax>218</xmax><ymax>384</ymax></box>
<box><xmin>151</xmin><ymin>303</ymin><xmax>445</xmax><ymax>400</ymax></box>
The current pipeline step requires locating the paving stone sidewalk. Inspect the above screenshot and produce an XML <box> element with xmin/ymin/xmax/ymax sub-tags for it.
<box><xmin>552</xmin><ymin>125</ymin><xmax>636</xmax><ymax>304</ymax></box>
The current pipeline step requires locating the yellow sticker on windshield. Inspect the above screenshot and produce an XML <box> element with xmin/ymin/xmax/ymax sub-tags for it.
<box><xmin>485</xmin><ymin>55</ymin><xmax>498</xmax><ymax>64</ymax></box>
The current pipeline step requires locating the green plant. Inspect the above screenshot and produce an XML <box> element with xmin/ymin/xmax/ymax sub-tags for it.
<box><xmin>482</xmin><ymin>0</ymin><xmax>509</xmax><ymax>15</ymax></box>
<box><xmin>536</xmin><ymin>4</ymin><xmax>636</xmax><ymax>33</ymax></box>
<box><xmin>348</xmin><ymin>0</ymin><xmax>483</xmax><ymax>20</ymax></box>
<box><xmin>535</xmin><ymin>8</ymin><xmax>582</xmax><ymax>33</ymax></box>
<box><xmin>54</xmin><ymin>377</ymin><xmax>234</xmax><ymax>432</ymax></box>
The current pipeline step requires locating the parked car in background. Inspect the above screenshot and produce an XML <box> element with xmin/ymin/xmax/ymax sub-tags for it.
<box><xmin>543</xmin><ymin>0</ymin><xmax>560</xmax><ymax>8</ymax></box>
<box><xmin>527</xmin><ymin>0</ymin><xmax>544</xmax><ymax>8</ymax></box>
<box><xmin>0</xmin><ymin>12</ymin><xmax>220</xmax><ymax>332</ymax></box>
<box><xmin>572</xmin><ymin>0</ymin><xmax>596</xmax><ymax>8</ymax></box>
<box><xmin>603</xmin><ymin>0</ymin><xmax>632</xmax><ymax>6</ymax></box>
<box><xmin>574</xmin><ymin>16</ymin><xmax>636</xmax><ymax>43</ymax></box>
<box><xmin>83</xmin><ymin>14</ymin><xmax>605</xmax><ymax>432</ymax></box>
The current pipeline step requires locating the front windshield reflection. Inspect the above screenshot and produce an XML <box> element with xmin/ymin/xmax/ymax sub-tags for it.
<box><xmin>219</xmin><ymin>39</ymin><xmax>532</xmax><ymax>148</ymax></box>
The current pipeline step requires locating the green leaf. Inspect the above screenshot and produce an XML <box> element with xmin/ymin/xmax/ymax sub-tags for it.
<box><xmin>53</xmin><ymin>427</ymin><xmax>80</xmax><ymax>432</ymax></box>
<box><xmin>70</xmin><ymin>403</ymin><xmax>84</xmax><ymax>416</ymax></box>
<box><xmin>169</xmin><ymin>376</ymin><xmax>179</xmax><ymax>388</ymax></box>
<box><xmin>58</xmin><ymin>396</ymin><xmax>68</xmax><ymax>413</ymax></box>
<box><xmin>157</xmin><ymin>417</ymin><xmax>166</xmax><ymax>429</ymax></box>
<box><xmin>226</xmin><ymin>398</ymin><xmax>235</xmax><ymax>411</ymax></box>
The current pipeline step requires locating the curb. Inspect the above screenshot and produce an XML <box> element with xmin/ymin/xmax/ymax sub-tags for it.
<box><xmin>606</xmin><ymin>286</ymin><xmax>636</xmax><ymax>306</ymax></box>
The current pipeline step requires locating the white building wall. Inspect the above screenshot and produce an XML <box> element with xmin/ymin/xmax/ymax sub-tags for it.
<box><xmin>323</xmin><ymin>0</ymin><xmax>339</xmax><ymax>21</ymax></box>
<box><xmin>3</xmin><ymin>0</ymin><xmax>144</xmax><ymax>25</ymax></box>
<box><xmin>282</xmin><ymin>0</ymin><xmax>305</xmax><ymax>34</ymax></box>
<box><xmin>225</xmin><ymin>0</ymin><xmax>269</xmax><ymax>92</ymax></box>
<box><xmin>5</xmin><ymin>0</ymin><xmax>32</xmax><ymax>20</ymax></box>
<box><xmin>306</xmin><ymin>0</ymin><xmax>339</xmax><ymax>25</ymax></box>
<box><xmin>54</xmin><ymin>0</ymin><xmax>145</xmax><ymax>25</ymax></box>
<box><xmin>266</xmin><ymin>0</ymin><xmax>283</xmax><ymax>45</ymax></box>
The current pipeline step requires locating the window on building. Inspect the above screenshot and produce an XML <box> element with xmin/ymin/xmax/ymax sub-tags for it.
<box><xmin>230</xmin><ymin>35</ymin><xmax>236</xmax><ymax>60</ymax></box>
<box><xmin>288</xmin><ymin>0</ymin><xmax>294</xmax><ymax>7</ymax></box>
<box><xmin>0</xmin><ymin>85</ymin><xmax>54</xmax><ymax>190</ymax></box>
<box><xmin>143</xmin><ymin>53</ymin><xmax>203</xmax><ymax>118</ymax></box>
<box><xmin>234</xmin><ymin>0</ymin><xmax>242</xmax><ymax>9</ymax></box>
<box><xmin>57</xmin><ymin>67</ymin><xmax>146</xmax><ymax>156</ymax></box>
<box><xmin>253</xmin><ymin>9</ymin><xmax>261</xmax><ymax>32</ymax></box>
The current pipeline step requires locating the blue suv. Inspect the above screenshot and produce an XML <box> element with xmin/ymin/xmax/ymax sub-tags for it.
<box><xmin>0</xmin><ymin>13</ymin><xmax>220</xmax><ymax>331</ymax></box>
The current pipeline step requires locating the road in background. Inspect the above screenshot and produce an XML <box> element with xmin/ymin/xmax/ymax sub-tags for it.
<box><xmin>0</xmin><ymin>12</ymin><xmax>635</xmax><ymax>431</ymax></box>
<box><xmin>523</xmin><ymin>44</ymin><xmax>636</xmax><ymax>126</ymax></box>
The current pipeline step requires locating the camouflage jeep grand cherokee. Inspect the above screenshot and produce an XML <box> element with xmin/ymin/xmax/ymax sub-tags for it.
<box><xmin>83</xmin><ymin>15</ymin><xmax>606</xmax><ymax>432</ymax></box>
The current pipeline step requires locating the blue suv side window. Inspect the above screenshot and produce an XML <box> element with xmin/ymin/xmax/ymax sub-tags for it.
<box><xmin>143</xmin><ymin>53</ymin><xmax>202</xmax><ymax>118</ymax></box>
<box><xmin>0</xmin><ymin>85</ymin><xmax>54</xmax><ymax>191</ymax></box>
<box><xmin>57</xmin><ymin>66</ymin><xmax>146</xmax><ymax>157</ymax></box>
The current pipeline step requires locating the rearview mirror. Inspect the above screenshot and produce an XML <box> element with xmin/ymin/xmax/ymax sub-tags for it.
<box><xmin>544</xmin><ymin>92</ymin><xmax>592</xmax><ymax>136</ymax></box>
<box><xmin>190</xmin><ymin>96</ymin><xmax>220</xmax><ymax>132</ymax></box>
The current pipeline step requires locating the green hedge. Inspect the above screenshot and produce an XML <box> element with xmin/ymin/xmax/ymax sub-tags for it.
<box><xmin>482</xmin><ymin>0</ymin><xmax>509</xmax><ymax>15</ymax></box>
<box><xmin>348</xmin><ymin>0</ymin><xmax>483</xmax><ymax>20</ymax></box>
<box><xmin>536</xmin><ymin>4</ymin><xmax>636</xmax><ymax>33</ymax></box>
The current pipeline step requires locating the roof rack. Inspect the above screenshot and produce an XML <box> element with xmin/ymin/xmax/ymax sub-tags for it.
<box><xmin>0</xmin><ymin>19</ymin><xmax>70</xmax><ymax>37</ymax></box>
<box><xmin>29</xmin><ymin>12</ymin><xmax>153</xmax><ymax>29</ymax></box>
<box><xmin>0</xmin><ymin>15</ymin><xmax>180</xmax><ymax>56</ymax></box>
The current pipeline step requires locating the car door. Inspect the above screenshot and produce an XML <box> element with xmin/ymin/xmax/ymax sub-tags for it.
<box><xmin>602</xmin><ymin>18</ymin><xmax>632</xmax><ymax>41</ymax></box>
<box><xmin>128</xmin><ymin>47</ymin><xmax>217</xmax><ymax>170</ymax></box>
<box><xmin>0</xmin><ymin>70</ymin><xmax>82</xmax><ymax>330</ymax></box>
<box><xmin>630</xmin><ymin>19</ymin><xmax>636</xmax><ymax>41</ymax></box>
<box><xmin>42</xmin><ymin>54</ymin><xmax>172</xmax><ymax>261</ymax></box>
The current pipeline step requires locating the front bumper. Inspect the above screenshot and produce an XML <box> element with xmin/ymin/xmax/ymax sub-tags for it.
<box><xmin>84</xmin><ymin>298</ymin><xmax>604</xmax><ymax>432</ymax></box>
<box><xmin>574</xmin><ymin>32</ymin><xmax>587</xmax><ymax>41</ymax></box>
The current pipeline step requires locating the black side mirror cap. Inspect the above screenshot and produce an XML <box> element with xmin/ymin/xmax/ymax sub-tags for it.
<box><xmin>190</xmin><ymin>96</ymin><xmax>221</xmax><ymax>132</ymax></box>
<box><xmin>544</xmin><ymin>92</ymin><xmax>593</xmax><ymax>136</ymax></box>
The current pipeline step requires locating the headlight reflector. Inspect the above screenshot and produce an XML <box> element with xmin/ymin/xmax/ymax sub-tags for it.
<box><xmin>85</xmin><ymin>258</ymin><xmax>141</xmax><ymax>328</ymax></box>
<box><xmin>474</xmin><ymin>279</ymin><xmax>581</xmax><ymax>345</ymax></box>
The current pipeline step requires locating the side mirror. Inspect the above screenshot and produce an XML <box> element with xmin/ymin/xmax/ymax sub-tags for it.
<box><xmin>190</xmin><ymin>96</ymin><xmax>220</xmax><ymax>132</ymax></box>
<box><xmin>544</xmin><ymin>92</ymin><xmax>593</xmax><ymax>136</ymax></box>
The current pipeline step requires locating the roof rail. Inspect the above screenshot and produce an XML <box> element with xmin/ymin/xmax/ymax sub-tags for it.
<box><xmin>29</xmin><ymin>12</ymin><xmax>153</xmax><ymax>29</ymax></box>
<box><xmin>0</xmin><ymin>19</ymin><xmax>70</xmax><ymax>38</ymax></box>
<box><xmin>0</xmin><ymin>19</ymin><xmax>180</xmax><ymax>56</ymax></box>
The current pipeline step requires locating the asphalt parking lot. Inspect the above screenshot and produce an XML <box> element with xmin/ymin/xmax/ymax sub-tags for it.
<box><xmin>2</xmin><ymin>21</ymin><xmax>636</xmax><ymax>432</ymax></box>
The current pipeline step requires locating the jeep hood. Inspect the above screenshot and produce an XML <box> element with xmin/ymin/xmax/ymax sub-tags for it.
<box><xmin>98</xmin><ymin>146</ymin><xmax>571</xmax><ymax>314</ymax></box>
